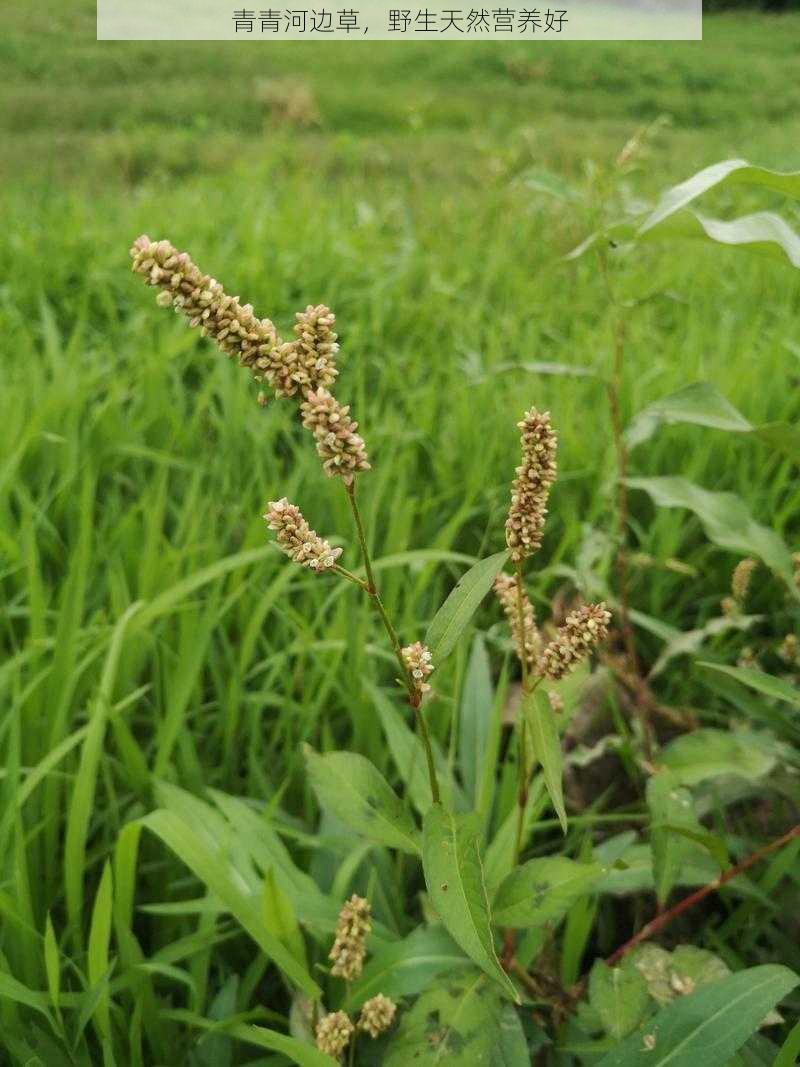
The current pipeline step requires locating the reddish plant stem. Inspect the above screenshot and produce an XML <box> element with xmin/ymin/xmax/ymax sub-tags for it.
<box><xmin>606</xmin><ymin>823</ymin><xmax>800</xmax><ymax>966</ymax></box>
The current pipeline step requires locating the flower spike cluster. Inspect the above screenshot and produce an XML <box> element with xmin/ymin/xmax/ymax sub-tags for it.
<box><xmin>358</xmin><ymin>994</ymin><xmax>397</xmax><ymax>1037</ymax></box>
<box><xmin>315</xmin><ymin>1012</ymin><xmax>354</xmax><ymax>1059</ymax></box>
<box><xmin>264</xmin><ymin>498</ymin><xmax>342</xmax><ymax>572</ymax></box>
<box><xmin>493</xmin><ymin>573</ymin><xmax>541</xmax><ymax>669</ymax></box>
<box><xmin>402</xmin><ymin>642</ymin><xmax>434</xmax><ymax>696</ymax></box>
<box><xmin>318</xmin><ymin>897</ymin><xmax>398</xmax><ymax>1056</ymax></box>
<box><xmin>505</xmin><ymin>408</ymin><xmax>557</xmax><ymax>561</ymax></box>
<box><xmin>731</xmin><ymin>557</ymin><xmax>756</xmax><ymax>604</ymax></box>
<box><xmin>301</xmin><ymin>388</ymin><xmax>370</xmax><ymax>483</ymax></box>
<box><xmin>130</xmin><ymin>236</ymin><xmax>279</xmax><ymax>376</ymax></box>
<box><xmin>538</xmin><ymin>603</ymin><xmax>611</xmax><ymax>681</ymax></box>
<box><xmin>329</xmin><ymin>894</ymin><xmax>372</xmax><ymax>981</ymax></box>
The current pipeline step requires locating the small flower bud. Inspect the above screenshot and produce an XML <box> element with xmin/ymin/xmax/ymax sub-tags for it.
<box><xmin>402</xmin><ymin>642</ymin><xmax>434</xmax><ymax>696</ymax></box>
<box><xmin>358</xmin><ymin>994</ymin><xmax>397</xmax><ymax>1038</ymax></box>
<box><xmin>537</xmin><ymin>603</ymin><xmax>610</xmax><ymax>681</ymax></box>
<box><xmin>315</xmin><ymin>1011</ymin><xmax>354</xmax><ymax>1059</ymax></box>
<box><xmin>264</xmin><ymin>498</ymin><xmax>342</xmax><ymax>572</ymax></box>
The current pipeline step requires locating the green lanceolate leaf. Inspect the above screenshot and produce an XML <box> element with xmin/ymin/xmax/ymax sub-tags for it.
<box><xmin>458</xmin><ymin>633</ymin><xmax>493</xmax><ymax>807</ymax></box>
<box><xmin>367</xmin><ymin>682</ymin><xmax>466</xmax><ymax>814</ymax></box>
<box><xmin>646</xmin><ymin>774</ymin><xmax>703</xmax><ymax>907</ymax></box>
<box><xmin>625</xmin><ymin>477</ymin><xmax>797</xmax><ymax>597</ymax></box>
<box><xmin>344</xmin><ymin>925</ymin><xmax>471</xmax><ymax>1010</ymax></box>
<box><xmin>87</xmin><ymin>861</ymin><xmax>114</xmax><ymax>1038</ymax></box>
<box><xmin>261</xmin><ymin>868</ymin><xmax>306</xmax><ymax>970</ymax></box>
<box><xmin>304</xmin><ymin>746</ymin><xmax>420</xmax><ymax>855</ymax></box>
<box><xmin>422</xmin><ymin>806</ymin><xmax>517</xmax><ymax>1001</ymax></box>
<box><xmin>385</xmin><ymin>972</ymin><xmax>528</xmax><ymax>1066</ymax></box>
<box><xmin>698</xmin><ymin>662</ymin><xmax>800</xmax><ymax>710</ymax></box>
<box><xmin>425</xmin><ymin>550</ymin><xmax>509</xmax><ymax>664</ymax></box>
<box><xmin>596</xmin><ymin>965</ymin><xmax>798</xmax><ymax>1067</ymax></box>
<box><xmin>493</xmin><ymin>856</ymin><xmax>603</xmax><ymax>929</ymax></box>
<box><xmin>141</xmin><ymin>808</ymin><xmax>320</xmax><ymax>998</ymax></box>
<box><xmin>638</xmin><ymin>159</ymin><xmax>800</xmax><ymax>234</ymax></box>
<box><xmin>589</xmin><ymin>959</ymin><xmax>651</xmax><ymax>1040</ymax></box>
<box><xmin>625</xmin><ymin>382</ymin><xmax>751</xmax><ymax>450</ymax></box>
<box><xmin>640</xmin><ymin>210</ymin><xmax>800</xmax><ymax>269</ymax></box>
<box><xmin>657</xmin><ymin>728</ymin><xmax>776</xmax><ymax>787</ymax></box>
<box><xmin>525</xmin><ymin>688</ymin><xmax>567</xmax><ymax>834</ymax></box>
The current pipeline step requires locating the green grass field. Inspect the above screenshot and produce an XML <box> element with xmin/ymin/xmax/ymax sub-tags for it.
<box><xmin>1</xmin><ymin>4</ymin><xmax>800</xmax><ymax>1063</ymax></box>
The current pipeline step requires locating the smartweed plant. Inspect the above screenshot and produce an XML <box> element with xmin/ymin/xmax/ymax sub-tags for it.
<box><xmin>130</xmin><ymin>234</ymin><xmax>613</xmax><ymax>1056</ymax></box>
<box><xmin>129</xmin><ymin>228</ymin><xmax>800</xmax><ymax>1065</ymax></box>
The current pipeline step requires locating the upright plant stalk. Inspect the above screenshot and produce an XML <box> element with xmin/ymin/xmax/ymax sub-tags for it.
<box><xmin>345</xmin><ymin>482</ymin><xmax>440</xmax><ymax>805</ymax></box>
<box><xmin>597</xmin><ymin>246</ymin><xmax>654</xmax><ymax>762</ymax></box>
<box><xmin>513</xmin><ymin>560</ymin><xmax>531</xmax><ymax>867</ymax></box>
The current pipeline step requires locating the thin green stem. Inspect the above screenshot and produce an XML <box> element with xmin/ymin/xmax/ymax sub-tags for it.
<box><xmin>345</xmin><ymin>480</ymin><xmax>441</xmax><ymax>806</ymax></box>
<box><xmin>333</xmin><ymin>564</ymin><xmax>370</xmax><ymax>590</ymax></box>
<box><xmin>346</xmin><ymin>481</ymin><xmax>376</xmax><ymax>594</ymax></box>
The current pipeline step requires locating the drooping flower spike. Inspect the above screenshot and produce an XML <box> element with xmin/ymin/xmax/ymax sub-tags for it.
<box><xmin>264</xmin><ymin>498</ymin><xmax>342</xmax><ymax>572</ymax></box>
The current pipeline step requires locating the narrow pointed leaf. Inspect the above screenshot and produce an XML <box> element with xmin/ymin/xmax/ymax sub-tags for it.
<box><xmin>422</xmin><ymin>806</ymin><xmax>517</xmax><ymax>1001</ymax></box>
<box><xmin>425</xmin><ymin>550</ymin><xmax>509</xmax><ymax>664</ymax></box>
<box><xmin>698</xmin><ymin>662</ymin><xmax>800</xmax><ymax>710</ymax></box>
<box><xmin>525</xmin><ymin>688</ymin><xmax>567</xmax><ymax>834</ymax></box>
<box><xmin>141</xmin><ymin>809</ymin><xmax>320</xmax><ymax>998</ymax></box>
<box><xmin>625</xmin><ymin>477</ymin><xmax>797</xmax><ymax>597</ymax></box>
<box><xmin>639</xmin><ymin>159</ymin><xmax>800</xmax><ymax>234</ymax></box>
<box><xmin>625</xmin><ymin>382</ymin><xmax>751</xmax><ymax>450</ymax></box>
<box><xmin>304</xmin><ymin>746</ymin><xmax>420</xmax><ymax>855</ymax></box>
<box><xmin>596</xmin><ymin>964</ymin><xmax>798</xmax><ymax>1067</ymax></box>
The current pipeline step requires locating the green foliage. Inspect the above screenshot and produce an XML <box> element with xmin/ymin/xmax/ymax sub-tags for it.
<box><xmin>304</xmin><ymin>746</ymin><xmax>421</xmax><ymax>855</ymax></box>
<box><xmin>421</xmin><ymin>807</ymin><xmax>517</xmax><ymax>1001</ymax></box>
<box><xmin>384</xmin><ymin>973</ymin><xmax>528</xmax><ymax>1066</ymax></box>
<box><xmin>493</xmin><ymin>856</ymin><xmax>604</xmax><ymax>928</ymax></box>
<box><xmin>595</xmin><ymin>965</ymin><xmax>798</xmax><ymax>1067</ymax></box>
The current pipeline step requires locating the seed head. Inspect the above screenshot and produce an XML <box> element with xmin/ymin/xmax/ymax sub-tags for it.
<box><xmin>358</xmin><ymin>994</ymin><xmax>397</xmax><ymax>1038</ymax></box>
<box><xmin>261</xmin><ymin>303</ymin><xmax>340</xmax><ymax>399</ymax></box>
<box><xmin>493</xmin><ymin>573</ymin><xmax>541</xmax><ymax>669</ymax></box>
<box><xmin>130</xmin><ymin>236</ymin><xmax>279</xmax><ymax>375</ymax></box>
<box><xmin>737</xmin><ymin>646</ymin><xmax>756</xmax><ymax>669</ymax></box>
<box><xmin>720</xmin><ymin>596</ymin><xmax>738</xmax><ymax>619</ymax></box>
<box><xmin>537</xmin><ymin>602</ymin><xmax>610</xmax><ymax>681</ymax></box>
<box><xmin>329</xmin><ymin>894</ymin><xmax>371</xmax><ymax>981</ymax></box>
<box><xmin>732</xmin><ymin>558</ymin><xmax>756</xmax><ymax>604</ymax></box>
<box><xmin>402</xmin><ymin>642</ymin><xmax>434</xmax><ymax>696</ymax></box>
<box><xmin>778</xmin><ymin>633</ymin><xmax>799</xmax><ymax>667</ymax></box>
<box><xmin>315</xmin><ymin>1011</ymin><xmax>354</xmax><ymax>1059</ymax></box>
<box><xmin>505</xmin><ymin>408</ymin><xmax>558</xmax><ymax>562</ymax></box>
<box><xmin>264</xmin><ymin>498</ymin><xmax>342</xmax><ymax>572</ymax></box>
<box><xmin>301</xmin><ymin>388</ymin><xmax>370</xmax><ymax>483</ymax></box>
